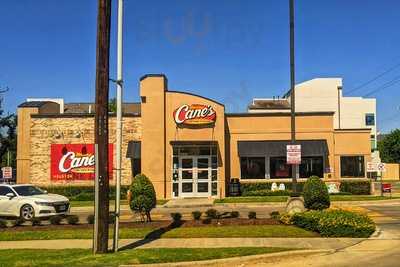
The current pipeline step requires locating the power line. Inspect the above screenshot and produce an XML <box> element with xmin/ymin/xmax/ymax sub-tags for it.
<box><xmin>347</xmin><ymin>61</ymin><xmax>400</xmax><ymax>94</ymax></box>
<box><xmin>363</xmin><ymin>75</ymin><xmax>400</xmax><ymax>97</ymax></box>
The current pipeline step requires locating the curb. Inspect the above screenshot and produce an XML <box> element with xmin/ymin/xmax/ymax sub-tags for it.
<box><xmin>120</xmin><ymin>249</ymin><xmax>332</xmax><ymax>267</ymax></box>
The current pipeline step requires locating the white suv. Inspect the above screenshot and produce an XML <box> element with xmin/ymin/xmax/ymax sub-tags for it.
<box><xmin>0</xmin><ymin>184</ymin><xmax>70</xmax><ymax>220</ymax></box>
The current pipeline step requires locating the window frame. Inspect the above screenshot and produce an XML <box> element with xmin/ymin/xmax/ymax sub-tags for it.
<box><xmin>365</xmin><ymin>113</ymin><xmax>375</xmax><ymax>126</ymax></box>
<box><xmin>240</xmin><ymin>157</ymin><xmax>266</xmax><ymax>179</ymax></box>
<box><xmin>340</xmin><ymin>155</ymin><xmax>365</xmax><ymax>178</ymax></box>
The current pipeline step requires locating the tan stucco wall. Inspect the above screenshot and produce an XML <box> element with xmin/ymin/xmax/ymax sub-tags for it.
<box><xmin>333</xmin><ymin>130</ymin><xmax>371</xmax><ymax>179</ymax></box>
<box><xmin>28</xmin><ymin>116</ymin><xmax>141</xmax><ymax>186</ymax></box>
<box><xmin>165</xmin><ymin>91</ymin><xmax>226</xmax><ymax>198</ymax></box>
<box><xmin>226</xmin><ymin>114</ymin><xmax>337</xmax><ymax>180</ymax></box>
<box><xmin>17</xmin><ymin>107</ymin><xmax>39</xmax><ymax>184</ymax></box>
<box><xmin>382</xmin><ymin>163</ymin><xmax>400</xmax><ymax>181</ymax></box>
<box><xmin>139</xmin><ymin>75</ymin><xmax>226</xmax><ymax>199</ymax></box>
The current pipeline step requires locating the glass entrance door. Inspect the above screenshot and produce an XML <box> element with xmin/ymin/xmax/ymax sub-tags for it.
<box><xmin>179</xmin><ymin>156</ymin><xmax>211</xmax><ymax>197</ymax></box>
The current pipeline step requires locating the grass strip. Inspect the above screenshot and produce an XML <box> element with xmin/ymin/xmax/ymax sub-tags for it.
<box><xmin>0</xmin><ymin>225</ymin><xmax>316</xmax><ymax>241</ymax></box>
<box><xmin>0</xmin><ymin>247</ymin><xmax>292</xmax><ymax>267</ymax></box>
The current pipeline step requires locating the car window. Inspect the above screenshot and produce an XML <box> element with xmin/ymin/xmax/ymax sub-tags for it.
<box><xmin>12</xmin><ymin>186</ymin><xmax>45</xmax><ymax>196</ymax></box>
<box><xmin>0</xmin><ymin>186</ymin><xmax>14</xmax><ymax>196</ymax></box>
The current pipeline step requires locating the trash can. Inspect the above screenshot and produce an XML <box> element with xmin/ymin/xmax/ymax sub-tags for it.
<box><xmin>229</xmin><ymin>178</ymin><xmax>241</xmax><ymax>196</ymax></box>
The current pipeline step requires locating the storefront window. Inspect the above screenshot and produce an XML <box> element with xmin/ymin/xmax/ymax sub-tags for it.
<box><xmin>270</xmin><ymin>157</ymin><xmax>291</xmax><ymax>178</ymax></box>
<box><xmin>340</xmin><ymin>156</ymin><xmax>365</xmax><ymax>178</ymax></box>
<box><xmin>299</xmin><ymin>157</ymin><xmax>323</xmax><ymax>178</ymax></box>
<box><xmin>240</xmin><ymin>157</ymin><xmax>265</xmax><ymax>179</ymax></box>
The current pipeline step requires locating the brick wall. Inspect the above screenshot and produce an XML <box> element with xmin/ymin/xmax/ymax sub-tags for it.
<box><xmin>29</xmin><ymin>116</ymin><xmax>142</xmax><ymax>186</ymax></box>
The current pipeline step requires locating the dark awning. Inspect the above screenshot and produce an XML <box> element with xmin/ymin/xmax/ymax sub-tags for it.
<box><xmin>170</xmin><ymin>140</ymin><xmax>218</xmax><ymax>146</ymax></box>
<box><xmin>126</xmin><ymin>141</ymin><xmax>141</xmax><ymax>159</ymax></box>
<box><xmin>238</xmin><ymin>140</ymin><xmax>329</xmax><ymax>157</ymax></box>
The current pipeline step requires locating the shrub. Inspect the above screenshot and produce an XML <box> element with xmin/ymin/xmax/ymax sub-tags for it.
<box><xmin>67</xmin><ymin>215</ymin><xmax>79</xmax><ymax>225</ymax></box>
<box><xmin>41</xmin><ymin>186</ymin><xmax>130</xmax><ymax>202</ymax></box>
<box><xmin>171</xmin><ymin>213</ymin><xmax>182</xmax><ymax>223</ymax></box>
<box><xmin>192</xmin><ymin>211</ymin><xmax>202</xmax><ymax>220</ymax></box>
<box><xmin>240</xmin><ymin>182</ymin><xmax>305</xmax><ymax>196</ymax></box>
<box><xmin>87</xmin><ymin>214</ymin><xmax>95</xmax><ymax>224</ymax></box>
<box><xmin>303</xmin><ymin>176</ymin><xmax>330</xmax><ymax>210</ymax></box>
<box><xmin>270</xmin><ymin>211</ymin><xmax>280</xmax><ymax>220</ymax></box>
<box><xmin>14</xmin><ymin>218</ymin><xmax>25</xmax><ymax>227</ymax></box>
<box><xmin>202</xmin><ymin>218</ymin><xmax>212</xmax><ymax>224</ymax></box>
<box><xmin>230</xmin><ymin>211</ymin><xmax>240</xmax><ymax>218</ymax></box>
<box><xmin>339</xmin><ymin>180</ymin><xmax>371</xmax><ymax>195</ymax></box>
<box><xmin>49</xmin><ymin>215</ymin><xmax>63</xmax><ymax>225</ymax></box>
<box><xmin>292</xmin><ymin>209</ymin><xmax>376</xmax><ymax>237</ymax></box>
<box><xmin>248</xmin><ymin>211</ymin><xmax>257</xmax><ymax>219</ymax></box>
<box><xmin>31</xmin><ymin>218</ymin><xmax>42</xmax><ymax>226</ymax></box>
<box><xmin>243</xmin><ymin>190</ymin><xmax>291</xmax><ymax>197</ymax></box>
<box><xmin>279</xmin><ymin>213</ymin><xmax>294</xmax><ymax>225</ymax></box>
<box><xmin>0</xmin><ymin>219</ymin><xmax>7</xmax><ymax>228</ymax></box>
<box><xmin>129</xmin><ymin>174</ymin><xmax>157</xmax><ymax>222</ymax></box>
<box><xmin>205</xmin><ymin>209</ymin><xmax>218</xmax><ymax>219</ymax></box>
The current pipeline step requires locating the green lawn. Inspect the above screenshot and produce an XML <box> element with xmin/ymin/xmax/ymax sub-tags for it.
<box><xmin>70</xmin><ymin>199</ymin><xmax>168</xmax><ymax>208</ymax></box>
<box><xmin>0</xmin><ymin>227</ymin><xmax>154</xmax><ymax>241</ymax></box>
<box><xmin>0</xmin><ymin>247</ymin><xmax>293</xmax><ymax>267</ymax></box>
<box><xmin>215</xmin><ymin>195</ymin><xmax>399</xmax><ymax>204</ymax></box>
<box><xmin>0</xmin><ymin>225</ymin><xmax>316</xmax><ymax>241</ymax></box>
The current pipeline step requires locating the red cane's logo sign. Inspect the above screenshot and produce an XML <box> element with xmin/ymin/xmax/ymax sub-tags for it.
<box><xmin>51</xmin><ymin>144</ymin><xmax>113</xmax><ymax>181</ymax></box>
<box><xmin>173</xmin><ymin>104</ymin><xmax>216</xmax><ymax>125</ymax></box>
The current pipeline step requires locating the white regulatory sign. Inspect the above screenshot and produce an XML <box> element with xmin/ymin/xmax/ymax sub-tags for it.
<box><xmin>367</xmin><ymin>162</ymin><xmax>377</xmax><ymax>172</ymax></box>
<box><xmin>287</xmin><ymin>145</ymin><xmax>301</xmax><ymax>165</ymax></box>
<box><xmin>377</xmin><ymin>163</ymin><xmax>386</xmax><ymax>172</ymax></box>
<box><xmin>1</xmin><ymin>167</ymin><xmax>12</xmax><ymax>179</ymax></box>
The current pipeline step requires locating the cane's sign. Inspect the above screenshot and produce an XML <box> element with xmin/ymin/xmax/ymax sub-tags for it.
<box><xmin>173</xmin><ymin>104</ymin><xmax>216</xmax><ymax>125</ymax></box>
<box><xmin>50</xmin><ymin>144</ymin><xmax>113</xmax><ymax>181</ymax></box>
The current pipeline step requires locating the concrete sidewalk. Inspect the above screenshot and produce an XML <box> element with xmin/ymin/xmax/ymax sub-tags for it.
<box><xmin>0</xmin><ymin>237</ymin><xmax>364</xmax><ymax>250</ymax></box>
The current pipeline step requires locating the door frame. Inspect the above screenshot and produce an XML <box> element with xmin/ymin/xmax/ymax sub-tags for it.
<box><xmin>178</xmin><ymin>156</ymin><xmax>211</xmax><ymax>197</ymax></box>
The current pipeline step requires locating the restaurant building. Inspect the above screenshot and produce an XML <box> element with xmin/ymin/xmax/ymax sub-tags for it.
<box><xmin>17</xmin><ymin>74</ymin><xmax>372</xmax><ymax>199</ymax></box>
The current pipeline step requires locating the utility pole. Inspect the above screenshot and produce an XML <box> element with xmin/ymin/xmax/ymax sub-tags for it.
<box><xmin>289</xmin><ymin>0</ymin><xmax>298</xmax><ymax>193</ymax></box>
<box><xmin>113</xmin><ymin>0</ymin><xmax>124</xmax><ymax>252</ymax></box>
<box><xmin>94</xmin><ymin>0</ymin><xmax>112</xmax><ymax>254</ymax></box>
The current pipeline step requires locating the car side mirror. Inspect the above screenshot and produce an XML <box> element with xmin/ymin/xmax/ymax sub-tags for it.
<box><xmin>5</xmin><ymin>193</ymin><xmax>15</xmax><ymax>199</ymax></box>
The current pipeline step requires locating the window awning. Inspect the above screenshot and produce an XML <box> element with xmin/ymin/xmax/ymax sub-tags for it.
<box><xmin>170</xmin><ymin>140</ymin><xmax>218</xmax><ymax>146</ymax></box>
<box><xmin>126</xmin><ymin>141</ymin><xmax>141</xmax><ymax>159</ymax></box>
<box><xmin>238</xmin><ymin>140</ymin><xmax>329</xmax><ymax>157</ymax></box>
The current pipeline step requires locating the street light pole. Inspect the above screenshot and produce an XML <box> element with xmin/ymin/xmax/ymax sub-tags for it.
<box><xmin>289</xmin><ymin>0</ymin><xmax>298</xmax><ymax>193</ymax></box>
<box><xmin>94</xmin><ymin>0</ymin><xmax>112</xmax><ymax>254</ymax></box>
<box><xmin>113</xmin><ymin>0</ymin><xmax>124</xmax><ymax>252</ymax></box>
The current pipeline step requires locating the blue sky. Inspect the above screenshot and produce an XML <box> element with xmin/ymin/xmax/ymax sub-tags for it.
<box><xmin>1</xmin><ymin>0</ymin><xmax>399</xmax><ymax>132</ymax></box>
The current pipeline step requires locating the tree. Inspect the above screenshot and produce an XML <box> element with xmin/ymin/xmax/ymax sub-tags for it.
<box><xmin>129</xmin><ymin>174</ymin><xmax>157</xmax><ymax>222</ymax></box>
<box><xmin>378</xmin><ymin>129</ymin><xmax>400</xmax><ymax>163</ymax></box>
<box><xmin>108</xmin><ymin>97</ymin><xmax>117</xmax><ymax>113</ymax></box>
<box><xmin>303</xmin><ymin>176</ymin><xmax>330</xmax><ymax>210</ymax></box>
<box><xmin>0</xmin><ymin>114</ymin><xmax>16</xmax><ymax>168</ymax></box>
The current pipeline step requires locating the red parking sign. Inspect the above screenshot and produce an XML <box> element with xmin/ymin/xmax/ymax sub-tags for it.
<box><xmin>287</xmin><ymin>145</ymin><xmax>301</xmax><ymax>165</ymax></box>
<box><xmin>2</xmin><ymin>167</ymin><xmax>12</xmax><ymax>179</ymax></box>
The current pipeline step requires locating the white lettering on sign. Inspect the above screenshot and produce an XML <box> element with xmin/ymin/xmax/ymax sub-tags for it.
<box><xmin>173</xmin><ymin>104</ymin><xmax>216</xmax><ymax>125</ymax></box>
<box><xmin>58</xmin><ymin>152</ymin><xmax>95</xmax><ymax>173</ymax></box>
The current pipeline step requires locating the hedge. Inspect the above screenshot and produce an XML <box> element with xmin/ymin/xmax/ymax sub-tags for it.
<box><xmin>242</xmin><ymin>189</ymin><xmax>291</xmax><ymax>197</ymax></box>
<box><xmin>339</xmin><ymin>180</ymin><xmax>371</xmax><ymax>195</ymax></box>
<box><xmin>42</xmin><ymin>185</ymin><xmax>130</xmax><ymax>201</ymax></box>
<box><xmin>291</xmin><ymin>209</ymin><xmax>375</xmax><ymax>238</ymax></box>
<box><xmin>240</xmin><ymin>182</ymin><xmax>305</xmax><ymax>196</ymax></box>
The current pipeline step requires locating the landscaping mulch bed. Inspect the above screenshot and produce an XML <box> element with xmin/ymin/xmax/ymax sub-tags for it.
<box><xmin>181</xmin><ymin>218</ymin><xmax>280</xmax><ymax>227</ymax></box>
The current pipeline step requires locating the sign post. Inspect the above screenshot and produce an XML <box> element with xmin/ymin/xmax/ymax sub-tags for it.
<box><xmin>377</xmin><ymin>163</ymin><xmax>386</xmax><ymax>196</ymax></box>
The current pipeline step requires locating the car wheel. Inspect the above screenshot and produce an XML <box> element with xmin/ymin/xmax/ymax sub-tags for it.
<box><xmin>20</xmin><ymin>204</ymin><xmax>35</xmax><ymax>221</ymax></box>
